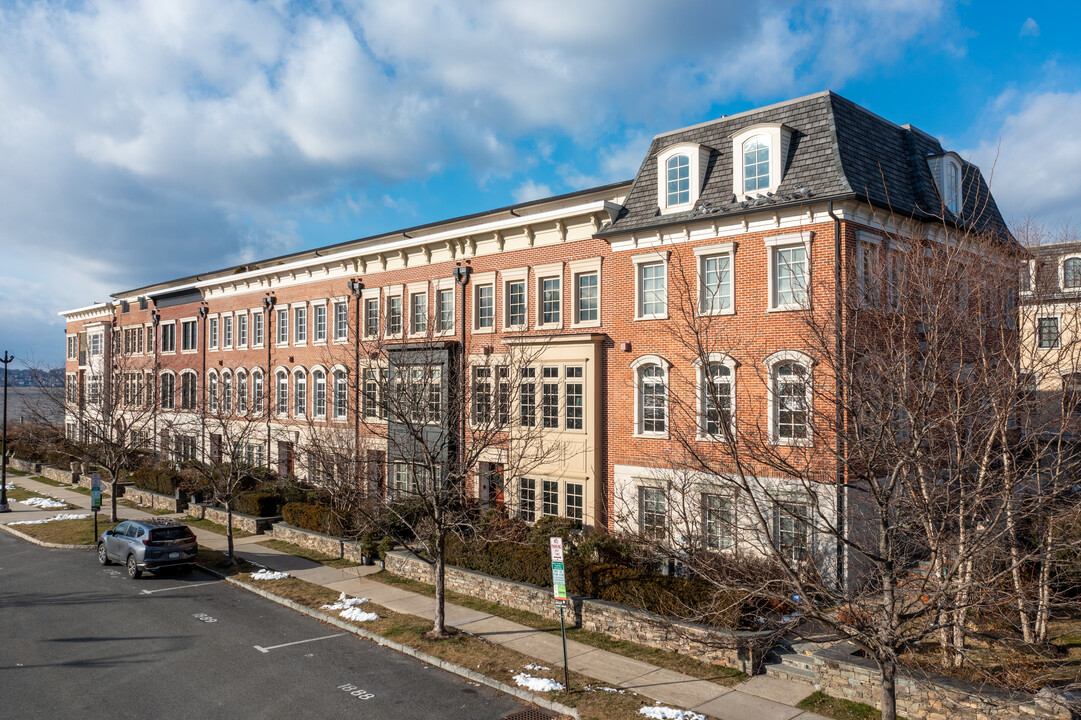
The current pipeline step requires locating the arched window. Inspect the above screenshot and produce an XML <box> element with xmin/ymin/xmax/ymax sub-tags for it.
<box><xmin>1063</xmin><ymin>257</ymin><xmax>1081</xmax><ymax>289</ymax></box>
<box><xmin>743</xmin><ymin>135</ymin><xmax>770</xmax><ymax>193</ymax></box>
<box><xmin>180</xmin><ymin>371</ymin><xmax>198</xmax><ymax>410</ymax></box>
<box><xmin>767</xmin><ymin>354</ymin><xmax>812</xmax><ymax>444</ymax></box>
<box><xmin>293</xmin><ymin>369</ymin><xmax>307</xmax><ymax>417</ymax></box>
<box><xmin>945</xmin><ymin>160</ymin><xmax>961</xmax><ymax>214</ymax></box>
<box><xmin>236</xmin><ymin>370</ymin><xmax>248</xmax><ymax>414</ymax></box>
<box><xmin>160</xmin><ymin>372</ymin><xmax>176</xmax><ymax>410</ymax></box>
<box><xmin>276</xmin><ymin>370</ymin><xmax>288</xmax><ymax>415</ymax></box>
<box><xmin>666</xmin><ymin>154</ymin><xmax>690</xmax><ymax>206</ymax></box>
<box><xmin>313</xmin><ymin>369</ymin><xmax>327</xmax><ymax>418</ymax></box>
<box><xmin>632</xmin><ymin>356</ymin><xmax>670</xmax><ymax>436</ymax></box>
<box><xmin>696</xmin><ymin>354</ymin><xmax>736</xmax><ymax>438</ymax></box>
<box><xmin>208</xmin><ymin>372</ymin><xmax>219</xmax><ymax>413</ymax></box>
<box><xmin>251</xmin><ymin>370</ymin><xmax>263</xmax><ymax>414</ymax></box>
<box><xmin>221</xmin><ymin>371</ymin><xmax>233</xmax><ymax>414</ymax></box>
<box><xmin>333</xmin><ymin>369</ymin><xmax>348</xmax><ymax>420</ymax></box>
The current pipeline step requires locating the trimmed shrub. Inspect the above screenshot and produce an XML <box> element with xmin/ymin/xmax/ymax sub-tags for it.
<box><xmin>282</xmin><ymin>501</ymin><xmax>342</xmax><ymax>535</ymax></box>
<box><xmin>129</xmin><ymin>464</ymin><xmax>183</xmax><ymax>495</ymax></box>
<box><xmin>233</xmin><ymin>491</ymin><xmax>280</xmax><ymax>517</ymax></box>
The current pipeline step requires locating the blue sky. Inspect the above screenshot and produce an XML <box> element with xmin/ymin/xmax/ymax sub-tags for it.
<box><xmin>1</xmin><ymin>0</ymin><xmax>1080</xmax><ymax>365</ymax></box>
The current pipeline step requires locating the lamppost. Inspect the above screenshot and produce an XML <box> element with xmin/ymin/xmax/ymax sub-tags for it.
<box><xmin>0</xmin><ymin>351</ymin><xmax>13</xmax><ymax>512</ymax></box>
<box><xmin>347</xmin><ymin>279</ymin><xmax>364</xmax><ymax>489</ymax></box>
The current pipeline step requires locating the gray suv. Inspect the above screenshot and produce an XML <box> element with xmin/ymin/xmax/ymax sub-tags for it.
<box><xmin>98</xmin><ymin>519</ymin><xmax>198</xmax><ymax>579</ymax></box>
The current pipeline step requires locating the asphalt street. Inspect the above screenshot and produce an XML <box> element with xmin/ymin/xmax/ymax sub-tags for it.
<box><xmin>0</xmin><ymin>531</ymin><xmax>528</xmax><ymax>719</ymax></box>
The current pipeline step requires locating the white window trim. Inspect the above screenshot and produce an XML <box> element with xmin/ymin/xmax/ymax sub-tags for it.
<box><xmin>1020</xmin><ymin>259</ymin><xmax>1035</xmax><ymax>297</ymax></box>
<box><xmin>292</xmin><ymin>303</ymin><xmax>308</xmax><ymax>347</ymax></box>
<box><xmin>765</xmin><ymin>350</ymin><xmax>814</xmax><ymax>447</ymax></box>
<box><xmin>1058</xmin><ymin>254</ymin><xmax>1081</xmax><ymax>293</ymax></box>
<box><xmin>275</xmin><ymin>308</ymin><xmax>290</xmax><ymax>348</ymax></box>
<box><xmin>569</xmin><ymin>257</ymin><xmax>603</xmax><ymax>329</ymax></box>
<box><xmin>235</xmin><ymin>311</ymin><xmax>248</xmax><ymax>350</ymax></box>
<box><xmin>407</xmin><ymin>281</ymin><xmax>429</xmax><ymax>338</ymax></box>
<box><xmin>310</xmin><ymin>300</ymin><xmax>328</xmax><ymax>345</ymax></box>
<box><xmin>472</xmin><ymin>272</ymin><xmax>497</xmax><ymax>334</ymax></box>
<box><xmin>180</xmin><ymin>319</ymin><xmax>199</xmax><ymax>355</ymax></box>
<box><xmin>330</xmin><ymin>364</ymin><xmax>349</xmax><ymax>423</ymax></box>
<box><xmin>656</xmin><ymin>142</ymin><xmax>710</xmax><ymax>215</ymax></box>
<box><xmin>766</xmin><ymin>232</ymin><xmax>813</xmax><ymax>312</ymax></box>
<box><xmin>632</xmin><ymin>251</ymin><xmax>670</xmax><ymax>321</ymax></box>
<box><xmin>332</xmin><ymin>299</ymin><xmax>350</xmax><ymax>345</ymax></box>
<box><xmin>694</xmin><ymin>242</ymin><xmax>737</xmax><ymax>316</ymax></box>
<box><xmin>693</xmin><ymin>352</ymin><xmax>738</xmax><ymax>441</ymax></box>
<box><xmin>310</xmin><ymin>365</ymin><xmax>328</xmax><ymax>419</ymax></box>
<box><xmin>249</xmin><ymin>308</ymin><xmax>265</xmax><ymax>349</ymax></box>
<box><xmin>433</xmin><ymin>277</ymin><xmax>457</xmax><ymax>337</ymax></box>
<box><xmin>160</xmin><ymin>321</ymin><xmax>177</xmax><ymax>354</ymax></box>
<box><xmin>361</xmin><ymin>288</ymin><xmax>380</xmax><ymax>340</ymax></box>
<box><xmin>630</xmin><ymin>354</ymin><xmax>671</xmax><ymax>439</ymax></box>
<box><xmin>731</xmin><ymin>123</ymin><xmax>792</xmax><ymax>198</ymax></box>
<box><xmin>534</xmin><ymin>262</ymin><xmax>564</xmax><ymax>330</ymax></box>
<box><xmin>384</xmin><ymin>285</ymin><xmax>405</xmax><ymax>339</ymax></box>
<box><xmin>501</xmin><ymin>267</ymin><xmax>529</xmax><ymax>332</ymax></box>
<box><xmin>1036</xmin><ymin>314</ymin><xmax>1061</xmax><ymax>350</ymax></box>
<box><xmin>208</xmin><ymin>315</ymin><xmax>220</xmax><ymax>351</ymax></box>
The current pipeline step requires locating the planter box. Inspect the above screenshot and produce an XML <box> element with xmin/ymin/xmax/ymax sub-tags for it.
<box><xmin>123</xmin><ymin>486</ymin><xmax>186</xmax><ymax>513</ymax></box>
<box><xmin>384</xmin><ymin>550</ymin><xmax>770</xmax><ymax>674</ymax></box>
<box><xmin>188</xmin><ymin>503</ymin><xmax>280</xmax><ymax>535</ymax></box>
<box><xmin>270</xmin><ymin>523</ymin><xmax>368</xmax><ymax>564</ymax></box>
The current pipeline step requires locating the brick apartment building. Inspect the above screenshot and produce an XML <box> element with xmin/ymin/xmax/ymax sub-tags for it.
<box><xmin>61</xmin><ymin>91</ymin><xmax>1011</xmax><ymax>566</ymax></box>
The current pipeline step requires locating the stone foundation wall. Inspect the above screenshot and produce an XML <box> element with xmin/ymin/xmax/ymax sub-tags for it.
<box><xmin>270</xmin><ymin>523</ymin><xmax>367</xmax><ymax>563</ymax></box>
<box><xmin>384</xmin><ymin>550</ymin><xmax>768</xmax><ymax>674</ymax></box>
<box><xmin>187</xmin><ymin>504</ymin><xmax>279</xmax><ymax>535</ymax></box>
<box><xmin>811</xmin><ymin>643</ymin><xmax>1075</xmax><ymax>720</ymax></box>
<box><xmin>123</xmin><ymin>487</ymin><xmax>184</xmax><ymax>513</ymax></box>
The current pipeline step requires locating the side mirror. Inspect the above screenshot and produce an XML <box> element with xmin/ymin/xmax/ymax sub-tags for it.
<box><xmin>104</xmin><ymin>530</ymin><xmax>113</xmax><ymax>536</ymax></box>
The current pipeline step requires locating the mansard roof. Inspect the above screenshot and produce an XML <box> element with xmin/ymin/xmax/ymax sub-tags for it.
<box><xmin>598</xmin><ymin>91</ymin><xmax>1010</xmax><ymax>242</ymax></box>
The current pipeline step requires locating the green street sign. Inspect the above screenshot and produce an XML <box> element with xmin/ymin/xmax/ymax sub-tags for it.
<box><xmin>550</xmin><ymin>537</ymin><xmax>568</xmax><ymax>605</ymax></box>
<box><xmin>91</xmin><ymin>486</ymin><xmax>101</xmax><ymax>511</ymax></box>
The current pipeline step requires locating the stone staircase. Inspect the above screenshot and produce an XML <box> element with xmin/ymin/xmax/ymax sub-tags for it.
<box><xmin>762</xmin><ymin>640</ymin><xmax>821</xmax><ymax>685</ymax></box>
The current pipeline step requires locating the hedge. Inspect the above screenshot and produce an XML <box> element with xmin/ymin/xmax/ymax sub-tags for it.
<box><xmin>233</xmin><ymin>491</ymin><xmax>280</xmax><ymax>518</ymax></box>
<box><xmin>129</xmin><ymin>464</ymin><xmax>183</xmax><ymax>495</ymax></box>
<box><xmin>282</xmin><ymin>501</ymin><xmax>343</xmax><ymax>536</ymax></box>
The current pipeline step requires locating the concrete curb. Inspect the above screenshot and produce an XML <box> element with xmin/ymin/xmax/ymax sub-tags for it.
<box><xmin>224</xmin><ymin>574</ymin><xmax>580</xmax><ymax>720</ymax></box>
<box><xmin>0</xmin><ymin>523</ymin><xmax>95</xmax><ymax>550</ymax></box>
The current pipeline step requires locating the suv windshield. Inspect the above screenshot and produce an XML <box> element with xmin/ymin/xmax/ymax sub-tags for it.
<box><xmin>151</xmin><ymin>527</ymin><xmax>195</xmax><ymax>541</ymax></box>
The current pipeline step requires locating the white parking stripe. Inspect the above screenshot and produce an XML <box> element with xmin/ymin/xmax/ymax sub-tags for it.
<box><xmin>139</xmin><ymin>581</ymin><xmax>217</xmax><ymax>595</ymax></box>
<box><xmin>254</xmin><ymin>633</ymin><xmax>345</xmax><ymax>653</ymax></box>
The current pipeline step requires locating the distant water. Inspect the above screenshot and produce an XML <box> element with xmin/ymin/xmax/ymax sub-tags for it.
<box><xmin>0</xmin><ymin>386</ymin><xmax>65</xmax><ymax>427</ymax></box>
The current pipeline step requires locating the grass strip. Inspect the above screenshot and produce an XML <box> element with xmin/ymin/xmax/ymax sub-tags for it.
<box><xmin>183</xmin><ymin>516</ymin><xmax>255</xmax><ymax>538</ymax></box>
<box><xmin>7</xmin><ymin>486</ymin><xmax>76</xmax><ymax>509</ymax></box>
<box><xmin>797</xmin><ymin>691</ymin><xmax>908</xmax><ymax>720</ymax></box>
<box><xmin>10</xmin><ymin>516</ymin><xmax>119</xmax><ymax>545</ymax></box>
<box><xmin>117</xmin><ymin>498</ymin><xmax>175</xmax><ymax>515</ymax></box>
<box><xmin>367</xmin><ymin>570</ymin><xmax>746</xmax><ymax>687</ymax></box>
<box><xmin>255</xmin><ymin>538</ymin><xmax>361</xmax><ymax>568</ymax></box>
<box><xmin>241</xmin><ymin>573</ymin><xmax>671</xmax><ymax>720</ymax></box>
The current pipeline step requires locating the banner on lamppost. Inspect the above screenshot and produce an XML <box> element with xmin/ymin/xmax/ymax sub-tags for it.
<box><xmin>549</xmin><ymin>536</ymin><xmax>568</xmax><ymax>606</ymax></box>
<box><xmin>90</xmin><ymin>473</ymin><xmax>101</xmax><ymax>512</ymax></box>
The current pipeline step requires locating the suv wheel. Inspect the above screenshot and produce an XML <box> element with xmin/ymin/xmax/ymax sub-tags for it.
<box><xmin>126</xmin><ymin>555</ymin><xmax>142</xmax><ymax>579</ymax></box>
<box><xmin>97</xmin><ymin>543</ymin><xmax>111</xmax><ymax>566</ymax></box>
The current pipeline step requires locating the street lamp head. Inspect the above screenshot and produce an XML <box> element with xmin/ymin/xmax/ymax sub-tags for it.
<box><xmin>452</xmin><ymin>265</ymin><xmax>473</xmax><ymax>286</ymax></box>
<box><xmin>262</xmin><ymin>295</ymin><xmax>277</xmax><ymax>309</ymax></box>
<box><xmin>348</xmin><ymin>278</ymin><xmax>364</xmax><ymax>297</ymax></box>
<box><xmin>151</xmin><ymin>310</ymin><xmax>160</xmax><ymax>326</ymax></box>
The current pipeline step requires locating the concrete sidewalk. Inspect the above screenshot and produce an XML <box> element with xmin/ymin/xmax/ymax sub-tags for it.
<box><xmin>4</xmin><ymin>473</ymin><xmax>827</xmax><ymax>720</ymax></box>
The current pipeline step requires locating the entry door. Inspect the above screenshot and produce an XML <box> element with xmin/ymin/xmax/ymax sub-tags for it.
<box><xmin>487</xmin><ymin>463</ymin><xmax>505</xmax><ymax>508</ymax></box>
<box><xmin>277</xmin><ymin>442</ymin><xmax>294</xmax><ymax>477</ymax></box>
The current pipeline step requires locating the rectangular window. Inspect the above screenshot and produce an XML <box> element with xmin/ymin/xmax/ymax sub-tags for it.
<box><xmin>519</xmin><ymin>477</ymin><xmax>536</xmax><ymax>523</ymax></box>
<box><xmin>507</xmin><ymin>280</ymin><xmax>526</xmax><ymax>327</ymax></box>
<box><xmin>542</xmin><ymin>480</ymin><xmax>559</xmax><ymax>517</ymax></box>
<box><xmin>701</xmin><ymin>254</ymin><xmax>732</xmax><ymax>313</ymax></box>
<box><xmin>209</xmin><ymin>318</ymin><xmax>219</xmax><ymax>349</ymax></box>
<box><xmin>411</xmin><ymin>292</ymin><xmax>427</xmax><ymax>335</ymax></box>
<box><xmin>252</xmin><ymin>373</ymin><xmax>264</xmax><ymax>414</ymax></box>
<box><xmin>566</xmin><ymin>483</ymin><xmax>583</xmax><ymax>524</ymax></box>
<box><xmin>387</xmin><ymin>296</ymin><xmax>403</xmax><ymax>336</ymax></box>
<box><xmin>497</xmin><ymin>366</ymin><xmax>510</xmax><ymax>427</ymax></box>
<box><xmin>89</xmin><ymin>334</ymin><xmax>103</xmax><ymax>357</ymax></box>
<box><xmin>565</xmin><ymin>366</ymin><xmax>583</xmax><ymax>430</ymax></box>
<box><xmin>574</xmin><ymin>272</ymin><xmax>599</xmax><ymax>324</ymax></box>
<box><xmin>363</xmin><ymin>369</ymin><xmax>382</xmax><ymax>420</ymax></box>
<box><xmin>775</xmin><ymin>501</ymin><xmax>810</xmax><ymax>564</ymax></box>
<box><xmin>704</xmin><ymin>494</ymin><xmax>735</xmax><ymax>550</ymax></box>
<box><xmin>223</xmin><ymin>316</ymin><xmax>233</xmax><ymax>348</ymax></box>
<box><xmin>427</xmin><ymin>367</ymin><xmax>442</xmax><ymax>422</ymax></box>
<box><xmin>334</xmin><ymin>302</ymin><xmax>348</xmax><ymax>341</ymax></box>
<box><xmin>237</xmin><ymin>314</ymin><xmax>248</xmax><ymax>347</ymax></box>
<box><xmin>437</xmin><ymin>288</ymin><xmax>454</xmax><ymax>332</ymax></box>
<box><xmin>294</xmin><ymin>306</ymin><xmax>307</xmax><ymax>344</ymax></box>
<box><xmin>181</xmin><ymin>321</ymin><xmax>198</xmax><ymax>352</ymax></box>
<box><xmin>639</xmin><ymin>487</ymin><xmax>666</xmax><ymax>539</ymax></box>
<box><xmin>276</xmin><ymin>309</ymin><xmax>289</xmax><ymax>344</ymax></box>
<box><xmin>476</xmin><ymin>284</ymin><xmax>494</xmax><ymax>329</ymax></box>
<box><xmin>253</xmin><ymin>312</ymin><xmax>264</xmax><ymax>346</ymax></box>
<box><xmin>1038</xmin><ymin>317</ymin><xmax>1060</xmax><ymax>349</ymax></box>
<box><xmin>314</xmin><ymin>305</ymin><xmax>327</xmax><ymax>342</ymax></box>
<box><xmin>473</xmin><ymin>367</ymin><xmax>492</xmax><ymax>424</ymax></box>
<box><xmin>541</xmin><ymin>367</ymin><xmax>559</xmax><ymax>429</ymax></box>
<box><xmin>365</xmin><ymin>298</ymin><xmax>379</xmax><ymax>338</ymax></box>
<box><xmin>520</xmin><ymin>367</ymin><xmax>536</xmax><ymax>427</ymax></box>
<box><xmin>638</xmin><ymin>262</ymin><xmax>667</xmax><ymax>318</ymax></box>
<box><xmin>773</xmin><ymin>245</ymin><xmax>808</xmax><ymax>309</ymax></box>
<box><xmin>541</xmin><ymin>277</ymin><xmax>561</xmax><ymax>325</ymax></box>
<box><xmin>390</xmin><ymin>463</ymin><xmax>411</xmax><ymax>499</ymax></box>
<box><xmin>66</xmin><ymin>336</ymin><xmax>77</xmax><ymax>360</ymax></box>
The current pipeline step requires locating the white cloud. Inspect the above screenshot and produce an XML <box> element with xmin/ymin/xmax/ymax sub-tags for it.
<box><xmin>512</xmin><ymin>180</ymin><xmax>553</xmax><ymax>204</ymax></box>
<box><xmin>1020</xmin><ymin>18</ymin><xmax>1040</xmax><ymax>37</ymax></box>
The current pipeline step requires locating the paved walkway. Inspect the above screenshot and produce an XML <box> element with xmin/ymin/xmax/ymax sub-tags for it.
<box><xmin>2</xmin><ymin>473</ymin><xmax>828</xmax><ymax>720</ymax></box>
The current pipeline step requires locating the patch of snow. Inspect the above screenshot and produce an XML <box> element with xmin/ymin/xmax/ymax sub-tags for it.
<box><xmin>340</xmin><ymin>607</ymin><xmax>379</xmax><ymax>622</ymax></box>
<box><xmin>638</xmin><ymin>707</ymin><xmax>705</xmax><ymax>720</ymax></box>
<box><xmin>21</xmin><ymin>497</ymin><xmax>67</xmax><ymax>509</ymax></box>
<box><xmin>523</xmin><ymin>663</ymin><xmax>550</xmax><ymax>671</ymax></box>
<box><xmin>586</xmin><ymin>685</ymin><xmax>626</xmax><ymax>694</ymax></box>
<box><xmin>250</xmin><ymin>570</ymin><xmax>290</xmax><ymax>580</ymax></box>
<box><xmin>512</xmin><ymin>673</ymin><xmax>564</xmax><ymax>693</ymax></box>
<box><xmin>10</xmin><ymin>513</ymin><xmax>89</xmax><ymax>525</ymax></box>
<box><xmin>321</xmin><ymin>592</ymin><xmax>370</xmax><ymax>610</ymax></box>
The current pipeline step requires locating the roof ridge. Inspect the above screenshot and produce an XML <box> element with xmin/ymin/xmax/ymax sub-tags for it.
<box><xmin>652</xmin><ymin>90</ymin><xmax>834</xmax><ymax>140</ymax></box>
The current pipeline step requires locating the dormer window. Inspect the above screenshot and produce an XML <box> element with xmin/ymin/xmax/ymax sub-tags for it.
<box><xmin>656</xmin><ymin>142</ymin><xmax>711</xmax><ymax>215</ymax></box>
<box><xmin>1062</xmin><ymin>256</ymin><xmax>1081</xmax><ymax>291</ymax></box>
<box><xmin>927</xmin><ymin>153</ymin><xmax>964</xmax><ymax>216</ymax></box>
<box><xmin>742</xmin><ymin>136</ymin><xmax>770</xmax><ymax>193</ymax></box>
<box><xmin>730</xmin><ymin>123</ymin><xmax>792</xmax><ymax>198</ymax></box>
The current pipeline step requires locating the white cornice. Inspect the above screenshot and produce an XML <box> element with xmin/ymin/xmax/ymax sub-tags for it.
<box><xmin>59</xmin><ymin>302</ymin><xmax>114</xmax><ymax>321</ymax></box>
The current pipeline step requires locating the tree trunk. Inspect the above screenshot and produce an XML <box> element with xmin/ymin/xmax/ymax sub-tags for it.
<box><xmin>879</xmin><ymin>654</ymin><xmax>898</xmax><ymax>720</ymax></box>
<box><xmin>226</xmin><ymin>501</ymin><xmax>235</xmax><ymax>564</ymax></box>
<box><xmin>432</xmin><ymin>531</ymin><xmax>446</xmax><ymax>637</ymax></box>
<box><xmin>109</xmin><ymin>474</ymin><xmax>119</xmax><ymax>522</ymax></box>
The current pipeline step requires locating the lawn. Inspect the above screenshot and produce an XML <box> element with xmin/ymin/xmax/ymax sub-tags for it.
<box><xmin>796</xmin><ymin>691</ymin><xmax>902</xmax><ymax>720</ymax></box>
<box><xmin>8</xmin><ymin>516</ymin><xmax>118</xmax><ymax>545</ymax></box>
<box><xmin>256</xmin><ymin>538</ymin><xmax>361</xmax><ymax>568</ymax></box>
<box><xmin>367</xmin><ymin>570</ymin><xmax>746</xmax><ymax>687</ymax></box>
<box><xmin>6</xmin><ymin>485</ymin><xmax>76</xmax><ymax>509</ymax></box>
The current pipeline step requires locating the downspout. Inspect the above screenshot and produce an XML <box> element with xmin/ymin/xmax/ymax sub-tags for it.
<box><xmin>198</xmin><ymin>305</ymin><xmax>209</xmax><ymax>463</ymax></box>
<box><xmin>827</xmin><ymin>201</ymin><xmax>846</xmax><ymax>592</ymax></box>
<box><xmin>348</xmin><ymin>279</ymin><xmax>364</xmax><ymax>491</ymax></box>
<box><xmin>453</xmin><ymin>264</ymin><xmax>473</xmax><ymax>496</ymax></box>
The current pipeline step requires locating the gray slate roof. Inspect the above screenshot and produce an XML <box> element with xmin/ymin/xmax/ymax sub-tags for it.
<box><xmin>599</xmin><ymin>91</ymin><xmax>1010</xmax><ymax>241</ymax></box>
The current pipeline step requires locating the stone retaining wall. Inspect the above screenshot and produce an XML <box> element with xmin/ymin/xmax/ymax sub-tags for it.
<box><xmin>810</xmin><ymin>643</ymin><xmax>1075</xmax><ymax>720</ymax></box>
<box><xmin>40</xmin><ymin>466</ymin><xmax>76</xmax><ymax>485</ymax></box>
<box><xmin>123</xmin><ymin>487</ymin><xmax>185</xmax><ymax>513</ymax></box>
<box><xmin>187</xmin><ymin>503</ymin><xmax>279</xmax><ymax>534</ymax></box>
<box><xmin>270</xmin><ymin>523</ymin><xmax>368</xmax><ymax>563</ymax></box>
<box><xmin>384</xmin><ymin>550</ymin><xmax>769</xmax><ymax>673</ymax></box>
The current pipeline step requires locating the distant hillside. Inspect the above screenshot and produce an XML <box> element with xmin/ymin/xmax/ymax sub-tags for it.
<box><xmin>6</xmin><ymin>368</ymin><xmax>64</xmax><ymax>388</ymax></box>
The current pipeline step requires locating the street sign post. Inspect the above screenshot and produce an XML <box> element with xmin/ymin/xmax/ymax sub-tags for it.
<box><xmin>549</xmin><ymin>537</ymin><xmax>570</xmax><ymax>690</ymax></box>
<box><xmin>90</xmin><ymin>473</ymin><xmax>101</xmax><ymax>538</ymax></box>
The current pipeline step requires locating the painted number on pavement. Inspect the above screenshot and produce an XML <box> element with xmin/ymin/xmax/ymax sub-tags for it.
<box><xmin>193</xmin><ymin>613</ymin><xmax>218</xmax><ymax>623</ymax></box>
<box><xmin>338</xmin><ymin>683</ymin><xmax>374</xmax><ymax>700</ymax></box>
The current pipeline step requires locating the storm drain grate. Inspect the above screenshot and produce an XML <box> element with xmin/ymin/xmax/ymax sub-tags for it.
<box><xmin>501</xmin><ymin>708</ymin><xmax>557</xmax><ymax>720</ymax></box>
